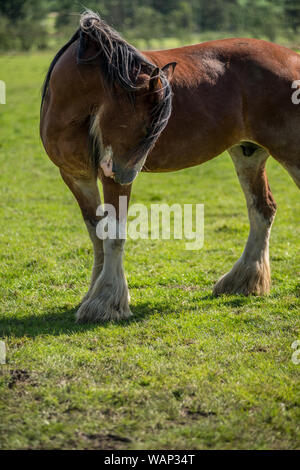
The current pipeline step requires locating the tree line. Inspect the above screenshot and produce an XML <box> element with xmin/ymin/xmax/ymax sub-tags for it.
<box><xmin>1</xmin><ymin>0</ymin><xmax>300</xmax><ymax>51</ymax></box>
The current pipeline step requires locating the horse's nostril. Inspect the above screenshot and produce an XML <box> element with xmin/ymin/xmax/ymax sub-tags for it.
<box><xmin>114</xmin><ymin>169</ymin><xmax>138</xmax><ymax>185</ymax></box>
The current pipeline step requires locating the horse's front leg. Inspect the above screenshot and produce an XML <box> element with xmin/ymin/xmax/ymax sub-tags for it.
<box><xmin>213</xmin><ymin>145</ymin><xmax>277</xmax><ymax>296</ymax></box>
<box><xmin>76</xmin><ymin>175</ymin><xmax>132</xmax><ymax>323</ymax></box>
<box><xmin>60</xmin><ymin>169</ymin><xmax>104</xmax><ymax>302</ymax></box>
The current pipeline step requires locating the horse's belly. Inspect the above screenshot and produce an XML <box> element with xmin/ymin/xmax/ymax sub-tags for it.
<box><xmin>142</xmin><ymin>133</ymin><xmax>234</xmax><ymax>172</ymax></box>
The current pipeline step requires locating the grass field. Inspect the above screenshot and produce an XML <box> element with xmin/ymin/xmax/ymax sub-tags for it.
<box><xmin>0</xmin><ymin>52</ymin><xmax>299</xmax><ymax>450</ymax></box>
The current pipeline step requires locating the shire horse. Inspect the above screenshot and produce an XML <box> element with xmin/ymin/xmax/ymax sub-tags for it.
<box><xmin>40</xmin><ymin>11</ymin><xmax>300</xmax><ymax>322</ymax></box>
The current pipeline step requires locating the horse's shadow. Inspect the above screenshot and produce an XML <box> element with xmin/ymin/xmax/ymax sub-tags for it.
<box><xmin>0</xmin><ymin>293</ymin><xmax>252</xmax><ymax>339</ymax></box>
<box><xmin>0</xmin><ymin>300</ymin><xmax>174</xmax><ymax>338</ymax></box>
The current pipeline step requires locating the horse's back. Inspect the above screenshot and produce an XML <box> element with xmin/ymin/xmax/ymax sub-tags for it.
<box><xmin>146</xmin><ymin>38</ymin><xmax>300</xmax><ymax>80</ymax></box>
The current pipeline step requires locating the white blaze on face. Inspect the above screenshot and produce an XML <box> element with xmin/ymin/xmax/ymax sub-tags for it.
<box><xmin>100</xmin><ymin>146</ymin><xmax>114</xmax><ymax>177</ymax></box>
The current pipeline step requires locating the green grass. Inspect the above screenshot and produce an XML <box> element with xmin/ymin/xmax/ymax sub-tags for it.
<box><xmin>0</xmin><ymin>52</ymin><xmax>299</xmax><ymax>450</ymax></box>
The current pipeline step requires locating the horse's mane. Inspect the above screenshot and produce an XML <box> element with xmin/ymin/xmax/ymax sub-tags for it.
<box><xmin>41</xmin><ymin>10</ymin><xmax>173</xmax><ymax>169</ymax></box>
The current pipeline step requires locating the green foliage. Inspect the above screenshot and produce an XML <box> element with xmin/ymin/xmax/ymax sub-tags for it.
<box><xmin>0</xmin><ymin>53</ymin><xmax>299</xmax><ymax>449</ymax></box>
<box><xmin>285</xmin><ymin>0</ymin><xmax>300</xmax><ymax>34</ymax></box>
<box><xmin>126</xmin><ymin>6</ymin><xmax>165</xmax><ymax>45</ymax></box>
<box><xmin>1</xmin><ymin>0</ymin><xmax>300</xmax><ymax>51</ymax></box>
<box><xmin>0</xmin><ymin>0</ymin><xmax>48</xmax><ymax>51</ymax></box>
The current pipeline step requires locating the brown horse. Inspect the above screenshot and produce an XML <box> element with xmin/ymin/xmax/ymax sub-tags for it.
<box><xmin>40</xmin><ymin>11</ymin><xmax>299</xmax><ymax>322</ymax></box>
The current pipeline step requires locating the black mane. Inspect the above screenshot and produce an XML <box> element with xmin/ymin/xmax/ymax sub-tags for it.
<box><xmin>41</xmin><ymin>10</ymin><xmax>173</xmax><ymax>169</ymax></box>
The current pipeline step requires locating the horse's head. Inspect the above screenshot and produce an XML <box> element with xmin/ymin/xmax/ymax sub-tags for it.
<box><xmin>74</xmin><ymin>11</ymin><xmax>176</xmax><ymax>185</ymax></box>
<box><xmin>98</xmin><ymin>62</ymin><xmax>176</xmax><ymax>185</ymax></box>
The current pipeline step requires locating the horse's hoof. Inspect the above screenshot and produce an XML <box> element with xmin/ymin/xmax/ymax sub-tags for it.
<box><xmin>76</xmin><ymin>297</ymin><xmax>132</xmax><ymax>323</ymax></box>
<box><xmin>80</xmin><ymin>291</ymin><xmax>92</xmax><ymax>305</ymax></box>
<box><xmin>213</xmin><ymin>258</ymin><xmax>271</xmax><ymax>296</ymax></box>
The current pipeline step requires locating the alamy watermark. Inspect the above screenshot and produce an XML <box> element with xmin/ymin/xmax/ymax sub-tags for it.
<box><xmin>0</xmin><ymin>341</ymin><xmax>6</xmax><ymax>364</ymax></box>
<box><xmin>0</xmin><ymin>80</ymin><xmax>5</xmax><ymax>104</ymax></box>
<box><xmin>291</xmin><ymin>80</ymin><xmax>300</xmax><ymax>104</ymax></box>
<box><xmin>95</xmin><ymin>197</ymin><xmax>204</xmax><ymax>250</ymax></box>
<box><xmin>291</xmin><ymin>340</ymin><xmax>300</xmax><ymax>365</ymax></box>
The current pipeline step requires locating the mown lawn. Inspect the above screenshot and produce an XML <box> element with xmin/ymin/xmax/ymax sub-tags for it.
<box><xmin>0</xmin><ymin>52</ymin><xmax>299</xmax><ymax>450</ymax></box>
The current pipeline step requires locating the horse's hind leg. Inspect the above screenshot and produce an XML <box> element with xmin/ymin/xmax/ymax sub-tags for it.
<box><xmin>213</xmin><ymin>145</ymin><xmax>277</xmax><ymax>296</ymax></box>
<box><xmin>279</xmin><ymin>161</ymin><xmax>300</xmax><ymax>189</ymax></box>
<box><xmin>60</xmin><ymin>169</ymin><xmax>104</xmax><ymax>303</ymax></box>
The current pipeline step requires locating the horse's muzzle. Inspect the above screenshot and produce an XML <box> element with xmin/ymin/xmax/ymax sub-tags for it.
<box><xmin>112</xmin><ymin>163</ymin><xmax>138</xmax><ymax>185</ymax></box>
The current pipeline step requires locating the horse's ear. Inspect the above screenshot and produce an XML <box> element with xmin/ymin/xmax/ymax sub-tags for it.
<box><xmin>161</xmin><ymin>62</ymin><xmax>177</xmax><ymax>82</ymax></box>
<box><xmin>149</xmin><ymin>67</ymin><xmax>161</xmax><ymax>93</ymax></box>
<box><xmin>148</xmin><ymin>62</ymin><xmax>177</xmax><ymax>95</ymax></box>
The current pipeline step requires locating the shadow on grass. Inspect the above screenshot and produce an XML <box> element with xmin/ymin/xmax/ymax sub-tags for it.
<box><xmin>0</xmin><ymin>300</ymin><xmax>176</xmax><ymax>338</ymax></box>
<box><xmin>1</xmin><ymin>305</ymin><xmax>85</xmax><ymax>338</ymax></box>
<box><xmin>221</xmin><ymin>297</ymin><xmax>251</xmax><ymax>307</ymax></box>
<box><xmin>198</xmin><ymin>293</ymin><xmax>251</xmax><ymax>307</ymax></box>
<box><xmin>0</xmin><ymin>293</ymin><xmax>254</xmax><ymax>338</ymax></box>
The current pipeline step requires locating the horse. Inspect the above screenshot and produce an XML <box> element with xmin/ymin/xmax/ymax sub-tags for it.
<box><xmin>40</xmin><ymin>10</ymin><xmax>300</xmax><ymax>322</ymax></box>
